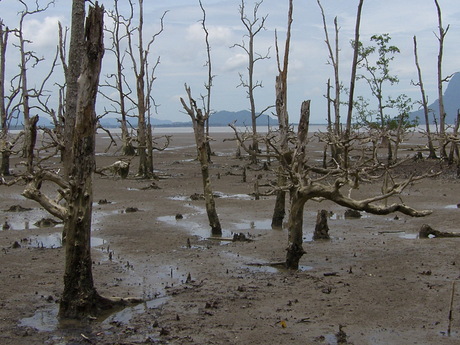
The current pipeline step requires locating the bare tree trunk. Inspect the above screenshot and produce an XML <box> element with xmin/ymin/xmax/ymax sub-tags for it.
<box><xmin>413</xmin><ymin>36</ymin><xmax>437</xmax><ymax>159</ymax></box>
<box><xmin>59</xmin><ymin>4</ymin><xmax>110</xmax><ymax>319</ymax></box>
<box><xmin>271</xmin><ymin>0</ymin><xmax>292</xmax><ymax>229</ymax></box>
<box><xmin>313</xmin><ymin>210</ymin><xmax>330</xmax><ymax>240</ymax></box>
<box><xmin>196</xmin><ymin>115</ymin><xmax>221</xmax><ymax>235</ymax></box>
<box><xmin>434</xmin><ymin>0</ymin><xmax>449</xmax><ymax>159</ymax></box>
<box><xmin>26</xmin><ymin>115</ymin><xmax>39</xmax><ymax>174</ymax></box>
<box><xmin>0</xmin><ymin>22</ymin><xmax>10</xmax><ymax>176</ymax></box>
<box><xmin>233</xmin><ymin>0</ymin><xmax>270</xmax><ymax>164</ymax></box>
<box><xmin>63</xmin><ymin>0</ymin><xmax>85</xmax><ymax>176</ymax></box>
<box><xmin>17</xmin><ymin>23</ymin><xmax>31</xmax><ymax>158</ymax></box>
<box><xmin>181</xmin><ymin>87</ymin><xmax>222</xmax><ymax>236</ymax></box>
<box><xmin>285</xmin><ymin>100</ymin><xmax>310</xmax><ymax>269</ymax></box>
<box><xmin>135</xmin><ymin>0</ymin><xmax>148</xmax><ymax>177</ymax></box>
<box><xmin>286</xmin><ymin>191</ymin><xmax>306</xmax><ymax>269</ymax></box>
<box><xmin>344</xmin><ymin>0</ymin><xmax>364</xmax><ymax>172</ymax></box>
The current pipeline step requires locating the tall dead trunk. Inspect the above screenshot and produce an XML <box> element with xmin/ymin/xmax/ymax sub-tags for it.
<box><xmin>0</xmin><ymin>21</ymin><xmax>10</xmax><ymax>176</ymax></box>
<box><xmin>271</xmin><ymin>0</ymin><xmax>292</xmax><ymax>229</ymax></box>
<box><xmin>181</xmin><ymin>88</ymin><xmax>222</xmax><ymax>236</ymax></box>
<box><xmin>63</xmin><ymin>0</ymin><xmax>85</xmax><ymax>176</ymax></box>
<box><xmin>434</xmin><ymin>0</ymin><xmax>449</xmax><ymax>159</ymax></box>
<box><xmin>344</xmin><ymin>0</ymin><xmax>364</xmax><ymax>172</ymax></box>
<box><xmin>285</xmin><ymin>100</ymin><xmax>310</xmax><ymax>269</ymax></box>
<box><xmin>112</xmin><ymin>0</ymin><xmax>134</xmax><ymax>156</ymax></box>
<box><xmin>413</xmin><ymin>36</ymin><xmax>437</xmax><ymax>159</ymax></box>
<box><xmin>59</xmin><ymin>4</ymin><xmax>109</xmax><ymax>319</ymax></box>
<box><xmin>196</xmin><ymin>111</ymin><xmax>221</xmax><ymax>235</ymax></box>
<box><xmin>17</xmin><ymin>18</ymin><xmax>31</xmax><ymax>158</ymax></box>
<box><xmin>233</xmin><ymin>0</ymin><xmax>270</xmax><ymax>164</ymax></box>
<box><xmin>26</xmin><ymin>115</ymin><xmax>39</xmax><ymax>174</ymax></box>
<box><xmin>135</xmin><ymin>0</ymin><xmax>148</xmax><ymax>177</ymax></box>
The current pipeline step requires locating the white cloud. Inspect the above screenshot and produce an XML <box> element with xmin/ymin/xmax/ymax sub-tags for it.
<box><xmin>22</xmin><ymin>16</ymin><xmax>62</xmax><ymax>48</ymax></box>
<box><xmin>222</xmin><ymin>53</ymin><xmax>247</xmax><ymax>72</ymax></box>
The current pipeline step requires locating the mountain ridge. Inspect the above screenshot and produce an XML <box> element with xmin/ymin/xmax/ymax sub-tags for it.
<box><xmin>410</xmin><ymin>71</ymin><xmax>460</xmax><ymax>124</ymax></box>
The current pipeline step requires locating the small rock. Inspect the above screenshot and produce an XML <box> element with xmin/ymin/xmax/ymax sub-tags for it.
<box><xmin>190</xmin><ymin>193</ymin><xmax>204</xmax><ymax>201</ymax></box>
<box><xmin>34</xmin><ymin>218</ymin><xmax>60</xmax><ymax>227</ymax></box>
<box><xmin>344</xmin><ymin>209</ymin><xmax>362</xmax><ymax>219</ymax></box>
<box><xmin>5</xmin><ymin>205</ymin><xmax>32</xmax><ymax>212</ymax></box>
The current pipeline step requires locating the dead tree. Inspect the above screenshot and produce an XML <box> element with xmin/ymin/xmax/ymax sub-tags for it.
<box><xmin>18</xmin><ymin>3</ymin><xmax>122</xmax><ymax>319</ymax></box>
<box><xmin>180</xmin><ymin>1</ymin><xmax>222</xmax><ymax>236</ymax></box>
<box><xmin>434</xmin><ymin>0</ymin><xmax>450</xmax><ymax>159</ymax></box>
<box><xmin>0</xmin><ymin>20</ymin><xmax>12</xmax><ymax>176</ymax></box>
<box><xmin>284</xmin><ymin>101</ymin><xmax>433</xmax><ymax>269</ymax></box>
<box><xmin>102</xmin><ymin>0</ymin><xmax>135</xmax><ymax>156</ymax></box>
<box><xmin>343</xmin><ymin>0</ymin><xmax>364</xmax><ymax>173</ymax></box>
<box><xmin>271</xmin><ymin>0</ymin><xmax>293</xmax><ymax>229</ymax></box>
<box><xmin>63</xmin><ymin>0</ymin><xmax>85</xmax><ymax>176</ymax></box>
<box><xmin>58</xmin><ymin>3</ymin><xmax>118</xmax><ymax>318</ymax></box>
<box><xmin>181</xmin><ymin>87</ymin><xmax>222</xmax><ymax>236</ymax></box>
<box><xmin>317</xmin><ymin>0</ymin><xmax>342</xmax><ymax>162</ymax></box>
<box><xmin>412</xmin><ymin>35</ymin><xmax>437</xmax><ymax>159</ymax></box>
<box><xmin>126</xmin><ymin>0</ymin><xmax>166</xmax><ymax>178</ymax></box>
<box><xmin>12</xmin><ymin>1</ymin><xmax>53</xmax><ymax>158</ymax></box>
<box><xmin>231</xmin><ymin>0</ymin><xmax>272</xmax><ymax>164</ymax></box>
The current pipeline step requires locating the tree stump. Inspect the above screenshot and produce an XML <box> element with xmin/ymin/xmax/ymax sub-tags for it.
<box><xmin>313</xmin><ymin>209</ymin><xmax>330</xmax><ymax>240</ymax></box>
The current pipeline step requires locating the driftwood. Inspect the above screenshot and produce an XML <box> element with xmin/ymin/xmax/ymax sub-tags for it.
<box><xmin>419</xmin><ymin>224</ymin><xmax>460</xmax><ymax>238</ymax></box>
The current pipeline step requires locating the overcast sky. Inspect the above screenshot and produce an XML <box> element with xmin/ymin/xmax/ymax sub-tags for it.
<box><xmin>1</xmin><ymin>0</ymin><xmax>459</xmax><ymax>124</ymax></box>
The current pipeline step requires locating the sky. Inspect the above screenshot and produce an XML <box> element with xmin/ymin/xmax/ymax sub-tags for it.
<box><xmin>1</xmin><ymin>0</ymin><xmax>459</xmax><ymax>124</ymax></box>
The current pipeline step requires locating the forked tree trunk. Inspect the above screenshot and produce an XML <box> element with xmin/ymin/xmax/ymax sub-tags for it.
<box><xmin>59</xmin><ymin>4</ymin><xmax>110</xmax><ymax>319</ymax></box>
<box><xmin>63</xmin><ymin>0</ymin><xmax>85</xmax><ymax>176</ymax></box>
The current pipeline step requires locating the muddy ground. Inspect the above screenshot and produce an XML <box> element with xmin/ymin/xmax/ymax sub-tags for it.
<box><xmin>0</xmin><ymin>129</ymin><xmax>459</xmax><ymax>345</ymax></box>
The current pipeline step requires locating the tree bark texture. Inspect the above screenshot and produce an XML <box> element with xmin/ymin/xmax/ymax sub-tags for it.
<box><xmin>0</xmin><ymin>22</ymin><xmax>9</xmax><ymax>175</ymax></box>
<box><xmin>435</xmin><ymin>0</ymin><xmax>448</xmax><ymax>158</ymax></box>
<box><xmin>286</xmin><ymin>191</ymin><xmax>306</xmax><ymax>269</ymax></box>
<box><xmin>194</xmin><ymin>110</ymin><xmax>222</xmax><ymax>235</ymax></box>
<box><xmin>63</xmin><ymin>0</ymin><xmax>85</xmax><ymax>176</ymax></box>
<box><xmin>313</xmin><ymin>209</ymin><xmax>330</xmax><ymax>240</ymax></box>
<box><xmin>59</xmin><ymin>4</ymin><xmax>107</xmax><ymax>319</ymax></box>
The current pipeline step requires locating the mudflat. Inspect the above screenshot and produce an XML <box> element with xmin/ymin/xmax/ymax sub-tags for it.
<box><xmin>0</xmin><ymin>129</ymin><xmax>459</xmax><ymax>345</ymax></box>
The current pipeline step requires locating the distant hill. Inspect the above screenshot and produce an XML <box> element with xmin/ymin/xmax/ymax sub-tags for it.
<box><xmin>12</xmin><ymin>110</ymin><xmax>277</xmax><ymax>129</ymax></box>
<box><xmin>410</xmin><ymin>71</ymin><xmax>460</xmax><ymax>124</ymax></box>
<box><xmin>98</xmin><ymin>110</ymin><xmax>277</xmax><ymax>128</ymax></box>
<box><xmin>208</xmin><ymin>110</ymin><xmax>276</xmax><ymax>127</ymax></box>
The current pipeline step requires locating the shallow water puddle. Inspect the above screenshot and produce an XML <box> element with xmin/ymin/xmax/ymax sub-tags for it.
<box><xmin>21</xmin><ymin>232</ymin><xmax>106</xmax><ymax>249</ymax></box>
<box><xmin>244</xmin><ymin>263</ymin><xmax>314</xmax><ymax>273</ymax></box>
<box><xmin>19</xmin><ymin>297</ymin><xmax>168</xmax><ymax>335</ymax></box>
<box><xmin>101</xmin><ymin>297</ymin><xmax>168</xmax><ymax>325</ymax></box>
<box><xmin>378</xmin><ymin>231</ymin><xmax>419</xmax><ymax>239</ymax></box>
<box><xmin>157</xmin><ymin>214</ymin><xmax>234</xmax><ymax>239</ymax></box>
<box><xmin>169</xmin><ymin>192</ymin><xmax>253</xmax><ymax>202</ymax></box>
<box><xmin>232</xmin><ymin>219</ymin><xmax>273</xmax><ymax>231</ymax></box>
